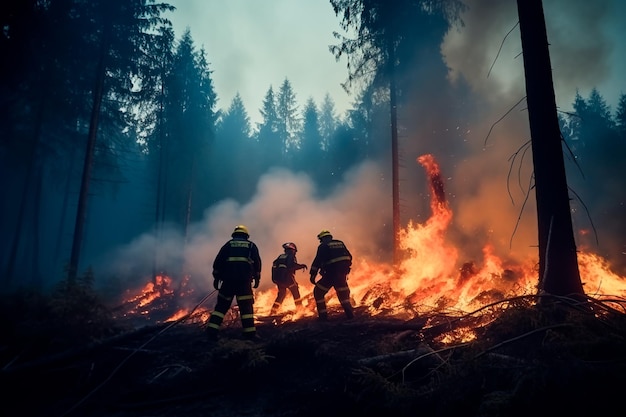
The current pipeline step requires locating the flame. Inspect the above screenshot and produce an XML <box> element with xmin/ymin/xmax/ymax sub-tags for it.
<box><xmin>123</xmin><ymin>273</ymin><xmax>174</xmax><ymax>308</ymax></box>
<box><xmin>251</xmin><ymin>154</ymin><xmax>625</xmax><ymax>333</ymax></box>
<box><xmin>117</xmin><ymin>154</ymin><xmax>626</xmax><ymax>339</ymax></box>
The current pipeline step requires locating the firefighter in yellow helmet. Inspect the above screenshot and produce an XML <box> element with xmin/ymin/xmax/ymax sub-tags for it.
<box><xmin>309</xmin><ymin>229</ymin><xmax>354</xmax><ymax>320</ymax></box>
<box><xmin>205</xmin><ymin>225</ymin><xmax>262</xmax><ymax>341</ymax></box>
<box><xmin>269</xmin><ymin>242</ymin><xmax>307</xmax><ymax>316</ymax></box>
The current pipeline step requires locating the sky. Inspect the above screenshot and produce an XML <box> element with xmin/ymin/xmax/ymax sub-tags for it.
<box><xmin>165</xmin><ymin>0</ymin><xmax>354</xmax><ymax>126</ymax></box>
<box><xmin>165</xmin><ymin>0</ymin><xmax>625</xmax><ymax>125</ymax></box>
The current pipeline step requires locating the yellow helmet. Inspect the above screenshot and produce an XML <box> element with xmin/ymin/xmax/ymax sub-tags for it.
<box><xmin>317</xmin><ymin>229</ymin><xmax>332</xmax><ymax>240</ymax></box>
<box><xmin>232</xmin><ymin>224</ymin><xmax>249</xmax><ymax>237</ymax></box>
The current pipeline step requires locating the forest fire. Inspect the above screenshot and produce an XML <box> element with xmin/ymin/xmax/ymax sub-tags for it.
<box><xmin>115</xmin><ymin>273</ymin><xmax>210</xmax><ymax>324</ymax></box>
<box><xmin>115</xmin><ymin>154</ymin><xmax>626</xmax><ymax>338</ymax></box>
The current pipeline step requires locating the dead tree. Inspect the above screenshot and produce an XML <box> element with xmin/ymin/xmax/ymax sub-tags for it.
<box><xmin>516</xmin><ymin>0</ymin><xmax>585</xmax><ymax>297</ymax></box>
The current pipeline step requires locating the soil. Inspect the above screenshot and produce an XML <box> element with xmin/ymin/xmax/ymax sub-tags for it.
<box><xmin>2</xmin><ymin>300</ymin><xmax>626</xmax><ymax>417</ymax></box>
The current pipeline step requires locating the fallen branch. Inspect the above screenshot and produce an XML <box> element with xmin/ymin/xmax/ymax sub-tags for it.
<box><xmin>358</xmin><ymin>344</ymin><xmax>441</xmax><ymax>366</ymax></box>
<box><xmin>473</xmin><ymin>323</ymin><xmax>571</xmax><ymax>359</ymax></box>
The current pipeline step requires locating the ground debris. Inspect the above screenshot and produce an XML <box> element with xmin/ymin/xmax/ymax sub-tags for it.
<box><xmin>2</xmin><ymin>298</ymin><xmax>626</xmax><ymax>417</ymax></box>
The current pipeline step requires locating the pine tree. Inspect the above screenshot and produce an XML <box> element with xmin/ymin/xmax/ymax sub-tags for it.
<box><xmin>276</xmin><ymin>78</ymin><xmax>301</xmax><ymax>167</ymax></box>
<box><xmin>213</xmin><ymin>93</ymin><xmax>260</xmax><ymax>202</ymax></box>
<box><xmin>319</xmin><ymin>93</ymin><xmax>338</xmax><ymax>152</ymax></box>
<box><xmin>297</xmin><ymin>97</ymin><xmax>325</xmax><ymax>173</ymax></box>
<box><xmin>329</xmin><ymin>0</ymin><xmax>465</xmax><ymax>263</ymax></box>
<box><xmin>256</xmin><ymin>85</ymin><xmax>282</xmax><ymax>169</ymax></box>
<box><xmin>616</xmin><ymin>93</ymin><xmax>626</xmax><ymax>140</ymax></box>
<box><xmin>162</xmin><ymin>29</ymin><xmax>217</xmax><ymax>232</ymax></box>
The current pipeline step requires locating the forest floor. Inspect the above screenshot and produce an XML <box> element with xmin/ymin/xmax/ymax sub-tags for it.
<box><xmin>2</xmin><ymin>294</ymin><xmax>626</xmax><ymax>417</ymax></box>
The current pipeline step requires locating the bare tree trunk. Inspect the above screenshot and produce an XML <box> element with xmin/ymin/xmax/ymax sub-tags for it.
<box><xmin>516</xmin><ymin>0</ymin><xmax>584</xmax><ymax>297</ymax></box>
<box><xmin>388</xmin><ymin>36</ymin><xmax>400</xmax><ymax>265</ymax></box>
<box><xmin>30</xmin><ymin>167</ymin><xmax>43</xmax><ymax>288</ymax></box>
<box><xmin>152</xmin><ymin>80</ymin><xmax>166</xmax><ymax>284</ymax></box>
<box><xmin>4</xmin><ymin>85</ymin><xmax>46</xmax><ymax>284</ymax></box>
<box><xmin>53</xmin><ymin>141</ymin><xmax>77</xmax><ymax>274</ymax></box>
<box><xmin>68</xmin><ymin>26</ymin><xmax>109</xmax><ymax>283</ymax></box>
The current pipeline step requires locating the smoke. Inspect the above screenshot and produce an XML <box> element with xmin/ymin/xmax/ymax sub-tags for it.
<box><xmin>98</xmin><ymin>0</ymin><xmax>625</xmax><ymax>294</ymax></box>
<box><xmin>442</xmin><ymin>0</ymin><xmax>620</xmax><ymax>109</ymax></box>
<box><xmin>98</xmin><ymin>161</ymin><xmax>392</xmax><ymax>292</ymax></box>
<box><xmin>433</xmin><ymin>0</ymin><xmax>623</xmax><ymax>267</ymax></box>
<box><xmin>372</xmin><ymin>0</ymin><xmax>625</xmax><ymax>274</ymax></box>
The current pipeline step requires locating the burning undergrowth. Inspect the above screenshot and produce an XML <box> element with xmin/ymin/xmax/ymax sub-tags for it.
<box><xmin>3</xmin><ymin>155</ymin><xmax>626</xmax><ymax>416</ymax></box>
<box><xmin>110</xmin><ymin>154</ymin><xmax>625</xmax><ymax>343</ymax></box>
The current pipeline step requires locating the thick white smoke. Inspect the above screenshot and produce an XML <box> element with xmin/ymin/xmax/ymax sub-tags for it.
<box><xmin>98</xmin><ymin>161</ymin><xmax>392</xmax><ymax>293</ymax></box>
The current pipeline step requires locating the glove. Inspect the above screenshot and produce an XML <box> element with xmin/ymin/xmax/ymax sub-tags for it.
<box><xmin>213</xmin><ymin>279</ymin><xmax>220</xmax><ymax>290</ymax></box>
<box><xmin>253</xmin><ymin>277</ymin><xmax>260</xmax><ymax>288</ymax></box>
<box><xmin>309</xmin><ymin>275</ymin><xmax>316</xmax><ymax>285</ymax></box>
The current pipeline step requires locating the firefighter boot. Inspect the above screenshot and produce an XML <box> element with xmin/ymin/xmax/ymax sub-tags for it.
<box><xmin>244</xmin><ymin>332</ymin><xmax>262</xmax><ymax>342</ymax></box>
<box><xmin>295</xmin><ymin>301</ymin><xmax>304</xmax><ymax>315</ymax></box>
<box><xmin>270</xmin><ymin>302</ymin><xmax>281</xmax><ymax>316</ymax></box>
<box><xmin>205</xmin><ymin>326</ymin><xmax>219</xmax><ymax>342</ymax></box>
<box><xmin>341</xmin><ymin>300</ymin><xmax>354</xmax><ymax>319</ymax></box>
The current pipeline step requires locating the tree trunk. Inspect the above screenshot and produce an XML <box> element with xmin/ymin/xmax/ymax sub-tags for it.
<box><xmin>516</xmin><ymin>0</ymin><xmax>584</xmax><ymax>297</ymax></box>
<box><xmin>4</xmin><ymin>83</ymin><xmax>46</xmax><ymax>284</ymax></box>
<box><xmin>388</xmin><ymin>36</ymin><xmax>400</xmax><ymax>265</ymax></box>
<box><xmin>152</xmin><ymin>80</ymin><xmax>166</xmax><ymax>284</ymax></box>
<box><xmin>68</xmin><ymin>26</ymin><xmax>109</xmax><ymax>283</ymax></box>
<box><xmin>53</xmin><ymin>141</ymin><xmax>77</xmax><ymax>274</ymax></box>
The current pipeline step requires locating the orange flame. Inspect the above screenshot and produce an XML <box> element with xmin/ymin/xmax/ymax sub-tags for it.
<box><xmin>119</xmin><ymin>154</ymin><xmax>626</xmax><ymax>334</ymax></box>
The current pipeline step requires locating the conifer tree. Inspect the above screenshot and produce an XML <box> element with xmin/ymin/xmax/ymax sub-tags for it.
<box><xmin>256</xmin><ymin>85</ymin><xmax>282</xmax><ymax>169</ymax></box>
<box><xmin>276</xmin><ymin>78</ymin><xmax>301</xmax><ymax>167</ymax></box>
<box><xmin>297</xmin><ymin>97</ymin><xmax>325</xmax><ymax>173</ymax></box>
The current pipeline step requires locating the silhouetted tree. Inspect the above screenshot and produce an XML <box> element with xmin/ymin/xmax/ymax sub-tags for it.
<box><xmin>516</xmin><ymin>0</ymin><xmax>584</xmax><ymax>297</ymax></box>
<box><xmin>328</xmin><ymin>121</ymin><xmax>364</xmax><ymax>178</ymax></box>
<box><xmin>213</xmin><ymin>93</ymin><xmax>259</xmax><ymax>202</ymax></box>
<box><xmin>162</xmin><ymin>30</ymin><xmax>217</xmax><ymax>237</ymax></box>
<box><xmin>1</xmin><ymin>0</ymin><xmax>87</xmax><ymax>284</ymax></box>
<box><xmin>319</xmin><ymin>93</ymin><xmax>339</xmax><ymax>152</ymax></box>
<box><xmin>296</xmin><ymin>97</ymin><xmax>325</xmax><ymax>175</ymax></box>
<box><xmin>276</xmin><ymin>78</ymin><xmax>301</xmax><ymax>168</ymax></box>
<box><xmin>562</xmin><ymin>89</ymin><xmax>626</xmax><ymax>276</ymax></box>
<box><xmin>67</xmin><ymin>0</ymin><xmax>175</xmax><ymax>283</ymax></box>
<box><xmin>140</xmin><ymin>24</ymin><xmax>176</xmax><ymax>281</ymax></box>
<box><xmin>616</xmin><ymin>93</ymin><xmax>626</xmax><ymax>140</ymax></box>
<box><xmin>0</xmin><ymin>0</ymin><xmax>174</xmax><ymax>286</ymax></box>
<box><xmin>329</xmin><ymin>0</ymin><xmax>465</xmax><ymax>263</ymax></box>
<box><xmin>256</xmin><ymin>85</ymin><xmax>282</xmax><ymax>169</ymax></box>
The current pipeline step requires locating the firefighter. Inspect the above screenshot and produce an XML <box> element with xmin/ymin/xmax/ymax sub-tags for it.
<box><xmin>309</xmin><ymin>229</ymin><xmax>354</xmax><ymax>320</ymax></box>
<box><xmin>206</xmin><ymin>225</ymin><xmax>262</xmax><ymax>341</ymax></box>
<box><xmin>270</xmin><ymin>242</ymin><xmax>307</xmax><ymax>315</ymax></box>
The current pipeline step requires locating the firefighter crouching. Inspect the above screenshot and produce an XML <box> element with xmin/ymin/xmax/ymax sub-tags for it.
<box><xmin>309</xmin><ymin>229</ymin><xmax>354</xmax><ymax>320</ymax></box>
<box><xmin>206</xmin><ymin>225</ymin><xmax>262</xmax><ymax>341</ymax></box>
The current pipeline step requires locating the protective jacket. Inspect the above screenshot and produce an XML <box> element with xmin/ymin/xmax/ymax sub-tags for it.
<box><xmin>213</xmin><ymin>237</ymin><xmax>261</xmax><ymax>283</ymax></box>
<box><xmin>270</xmin><ymin>251</ymin><xmax>306</xmax><ymax>314</ymax></box>
<box><xmin>206</xmin><ymin>236</ymin><xmax>262</xmax><ymax>339</ymax></box>
<box><xmin>272</xmin><ymin>251</ymin><xmax>305</xmax><ymax>284</ymax></box>
<box><xmin>310</xmin><ymin>239</ymin><xmax>352</xmax><ymax>278</ymax></box>
<box><xmin>310</xmin><ymin>238</ymin><xmax>353</xmax><ymax>320</ymax></box>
